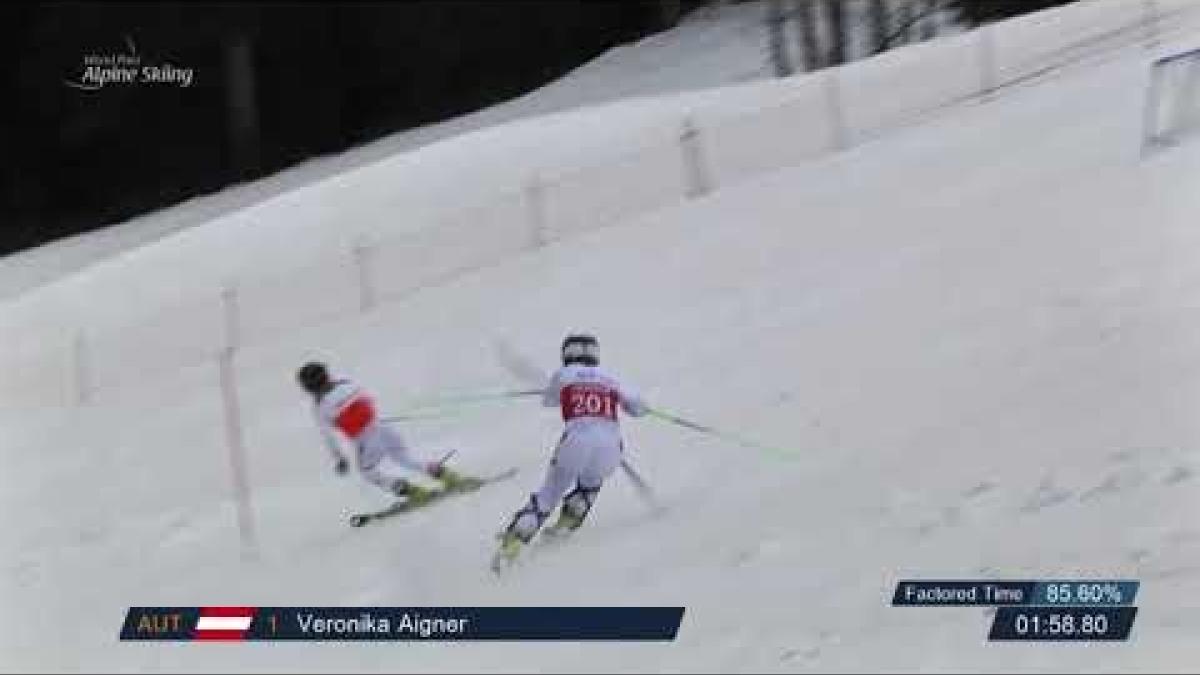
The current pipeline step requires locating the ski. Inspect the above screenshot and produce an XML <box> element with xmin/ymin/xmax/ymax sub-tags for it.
<box><xmin>490</xmin><ymin>502</ymin><xmax>671</xmax><ymax>574</ymax></box>
<box><xmin>349</xmin><ymin>467</ymin><xmax>519</xmax><ymax>527</ymax></box>
<box><xmin>489</xmin><ymin>527</ymin><xmax>574</xmax><ymax>574</ymax></box>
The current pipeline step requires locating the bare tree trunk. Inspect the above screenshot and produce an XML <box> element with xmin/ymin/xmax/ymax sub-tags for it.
<box><xmin>767</xmin><ymin>0</ymin><xmax>793</xmax><ymax>77</ymax></box>
<box><xmin>657</xmin><ymin>0</ymin><xmax>682</xmax><ymax>30</ymax></box>
<box><xmin>869</xmin><ymin>0</ymin><xmax>889</xmax><ymax>55</ymax></box>
<box><xmin>823</xmin><ymin>0</ymin><xmax>846</xmax><ymax>66</ymax></box>
<box><xmin>920</xmin><ymin>0</ymin><xmax>938</xmax><ymax>41</ymax></box>
<box><xmin>896</xmin><ymin>1</ymin><xmax>914</xmax><ymax>47</ymax></box>
<box><xmin>794</xmin><ymin>0</ymin><xmax>822</xmax><ymax>71</ymax></box>
<box><xmin>224</xmin><ymin>32</ymin><xmax>260</xmax><ymax>181</ymax></box>
<box><xmin>875</xmin><ymin>0</ymin><xmax>946</xmax><ymax>52</ymax></box>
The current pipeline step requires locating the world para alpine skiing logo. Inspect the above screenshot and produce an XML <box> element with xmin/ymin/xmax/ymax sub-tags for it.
<box><xmin>64</xmin><ymin>34</ymin><xmax>194</xmax><ymax>91</ymax></box>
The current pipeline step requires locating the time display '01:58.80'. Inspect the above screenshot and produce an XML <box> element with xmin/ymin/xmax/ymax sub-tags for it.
<box><xmin>1015</xmin><ymin>611</ymin><xmax>1109</xmax><ymax>636</ymax></box>
<box><xmin>989</xmin><ymin>606</ymin><xmax>1137</xmax><ymax>641</ymax></box>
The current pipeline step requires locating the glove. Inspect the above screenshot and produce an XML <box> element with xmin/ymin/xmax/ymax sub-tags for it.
<box><xmin>333</xmin><ymin>457</ymin><xmax>349</xmax><ymax>476</ymax></box>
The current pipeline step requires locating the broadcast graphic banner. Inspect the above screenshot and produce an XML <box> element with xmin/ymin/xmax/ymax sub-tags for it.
<box><xmin>120</xmin><ymin>606</ymin><xmax>685</xmax><ymax>641</ymax></box>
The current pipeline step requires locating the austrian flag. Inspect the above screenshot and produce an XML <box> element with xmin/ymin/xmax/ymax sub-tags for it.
<box><xmin>119</xmin><ymin>606</ymin><xmax>258</xmax><ymax>641</ymax></box>
<box><xmin>194</xmin><ymin>607</ymin><xmax>256</xmax><ymax>640</ymax></box>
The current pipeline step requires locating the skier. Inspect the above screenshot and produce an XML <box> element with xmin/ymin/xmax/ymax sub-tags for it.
<box><xmin>296</xmin><ymin>361</ymin><xmax>477</xmax><ymax>504</ymax></box>
<box><xmin>493</xmin><ymin>334</ymin><xmax>648</xmax><ymax>569</ymax></box>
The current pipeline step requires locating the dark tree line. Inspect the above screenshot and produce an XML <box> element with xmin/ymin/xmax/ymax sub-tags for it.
<box><xmin>3</xmin><ymin>1</ymin><xmax>693</xmax><ymax>255</ymax></box>
<box><xmin>768</xmin><ymin>0</ymin><xmax>1076</xmax><ymax>76</ymax></box>
<box><xmin>956</xmin><ymin>0</ymin><xmax>1077</xmax><ymax>26</ymax></box>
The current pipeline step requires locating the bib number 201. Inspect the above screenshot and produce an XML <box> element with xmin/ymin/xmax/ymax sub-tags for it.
<box><xmin>566</xmin><ymin>387</ymin><xmax>616</xmax><ymax>420</ymax></box>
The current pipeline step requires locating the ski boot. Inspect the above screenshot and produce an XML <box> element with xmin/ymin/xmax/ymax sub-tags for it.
<box><xmin>391</xmin><ymin>478</ymin><xmax>438</xmax><ymax>507</ymax></box>
<box><xmin>491</xmin><ymin>496</ymin><xmax>547</xmax><ymax>573</ymax></box>
<box><xmin>429</xmin><ymin>464</ymin><xmax>482</xmax><ymax>493</ymax></box>
<box><xmin>541</xmin><ymin>483</ymin><xmax>597</xmax><ymax>542</ymax></box>
<box><xmin>541</xmin><ymin>509</ymin><xmax>583</xmax><ymax>542</ymax></box>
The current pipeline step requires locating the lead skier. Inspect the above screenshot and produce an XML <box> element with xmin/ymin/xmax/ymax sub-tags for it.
<box><xmin>493</xmin><ymin>334</ymin><xmax>648</xmax><ymax>569</ymax></box>
<box><xmin>296</xmin><ymin>361</ymin><xmax>478</xmax><ymax>504</ymax></box>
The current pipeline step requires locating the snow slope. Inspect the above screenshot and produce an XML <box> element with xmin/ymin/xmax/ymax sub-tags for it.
<box><xmin>3</xmin><ymin>2</ymin><xmax>1200</xmax><ymax>673</ymax></box>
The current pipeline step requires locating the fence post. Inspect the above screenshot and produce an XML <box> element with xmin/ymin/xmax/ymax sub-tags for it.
<box><xmin>73</xmin><ymin>330</ymin><xmax>91</xmax><ymax>406</ymax></box>
<box><xmin>680</xmin><ymin>116</ymin><xmax>713</xmax><ymax>198</ymax></box>
<box><xmin>525</xmin><ymin>174</ymin><xmax>548</xmax><ymax>248</ymax></box>
<box><xmin>352</xmin><ymin>239</ymin><xmax>377</xmax><ymax>313</ymax></box>
<box><xmin>978</xmin><ymin>25</ymin><xmax>998</xmax><ymax>102</ymax></box>
<box><xmin>824</xmin><ymin>68</ymin><xmax>849</xmax><ymax>151</ymax></box>
<box><xmin>1141</xmin><ymin>60</ymin><xmax>1165</xmax><ymax>156</ymax></box>
<box><xmin>218</xmin><ymin>346</ymin><xmax>257</xmax><ymax>559</ymax></box>
<box><xmin>221</xmin><ymin>285</ymin><xmax>240</xmax><ymax>352</ymax></box>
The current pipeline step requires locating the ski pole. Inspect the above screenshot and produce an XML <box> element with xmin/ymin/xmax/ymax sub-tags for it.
<box><xmin>619</xmin><ymin>458</ymin><xmax>662</xmax><ymax>511</ymax></box>
<box><xmin>433</xmin><ymin>449</ymin><xmax>458</xmax><ymax>470</ymax></box>
<box><xmin>382</xmin><ymin>388</ymin><xmax>543</xmax><ymax>423</ymax></box>
<box><xmin>404</xmin><ymin>388</ymin><xmax>542</xmax><ymax>407</ymax></box>
<box><xmin>647</xmin><ymin>407</ymin><xmax>795</xmax><ymax>458</ymax></box>
<box><xmin>493</xmin><ymin>338</ymin><xmax>548</xmax><ymax>385</ymax></box>
<box><xmin>381</xmin><ymin>407</ymin><xmax>486</xmax><ymax>423</ymax></box>
<box><xmin>383</xmin><ymin>410</ymin><xmax>463</xmax><ymax>422</ymax></box>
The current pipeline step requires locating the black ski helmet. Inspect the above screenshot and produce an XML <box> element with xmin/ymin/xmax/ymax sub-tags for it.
<box><xmin>296</xmin><ymin>361</ymin><xmax>330</xmax><ymax>394</ymax></box>
<box><xmin>561</xmin><ymin>333</ymin><xmax>599</xmax><ymax>366</ymax></box>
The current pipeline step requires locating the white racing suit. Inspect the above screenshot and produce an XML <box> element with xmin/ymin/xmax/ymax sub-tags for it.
<box><xmin>313</xmin><ymin>380</ymin><xmax>433</xmax><ymax>492</ymax></box>
<box><xmin>505</xmin><ymin>364</ymin><xmax>648</xmax><ymax>541</ymax></box>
